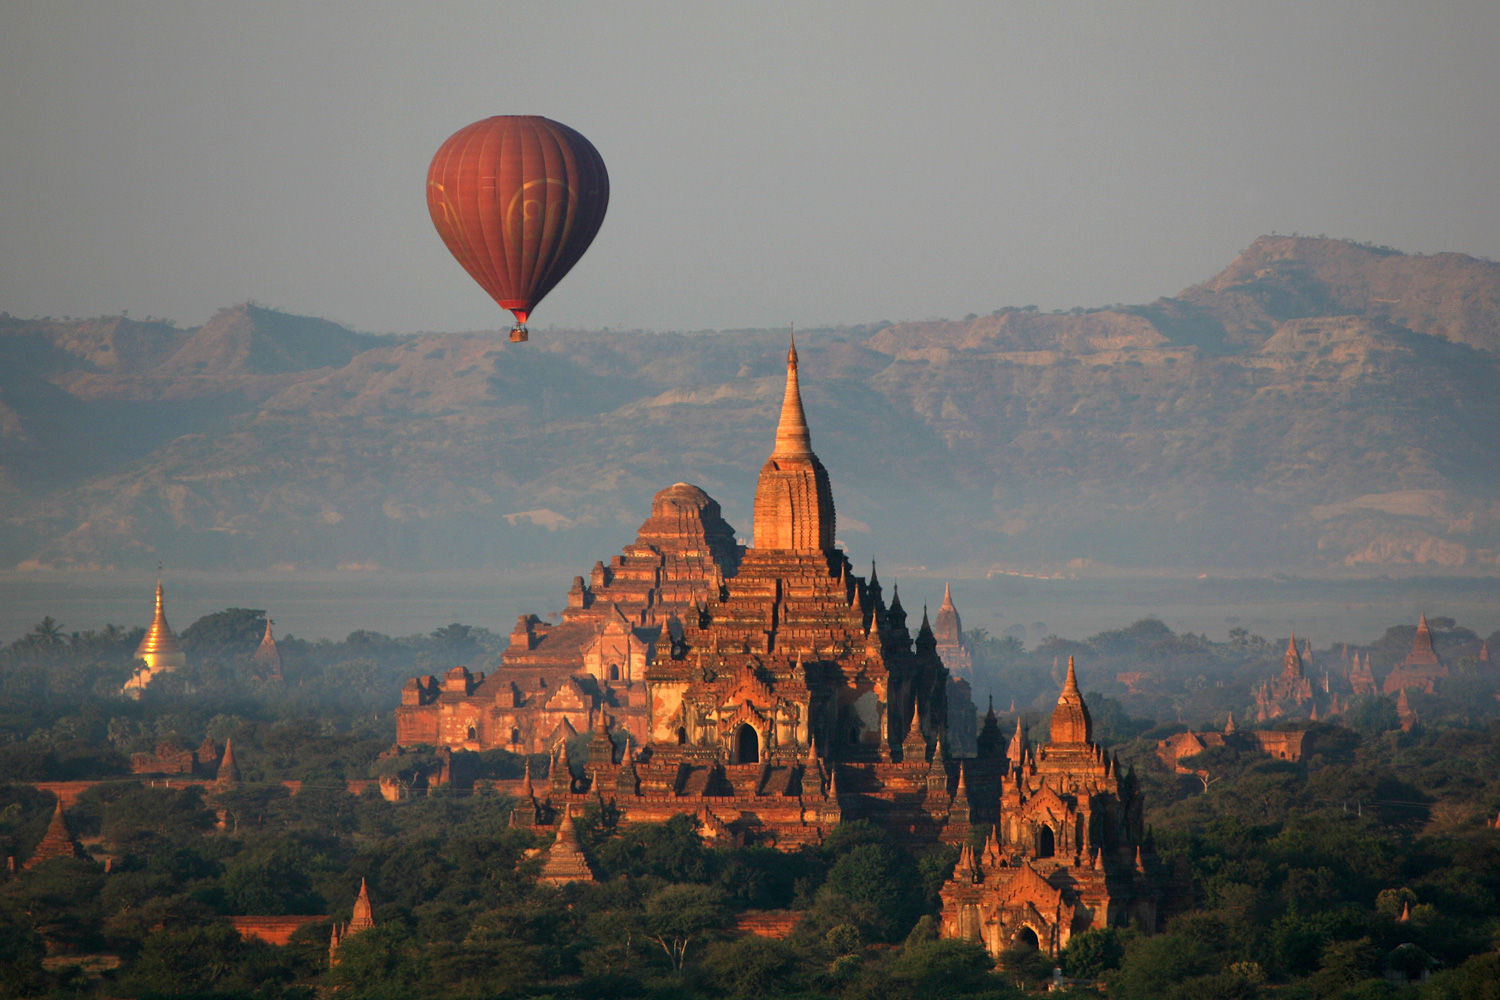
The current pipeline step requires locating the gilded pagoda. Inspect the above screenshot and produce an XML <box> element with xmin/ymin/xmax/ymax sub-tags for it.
<box><xmin>122</xmin><ymin>573</ymin><xmax>188</xmax><ymax>697</ymax></box>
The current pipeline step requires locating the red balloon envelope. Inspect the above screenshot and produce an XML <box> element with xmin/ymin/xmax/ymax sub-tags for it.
<box><xmin>426</xmin><ymin>116</ymin><xmax>609</xmax><ymax>342</ymax></box>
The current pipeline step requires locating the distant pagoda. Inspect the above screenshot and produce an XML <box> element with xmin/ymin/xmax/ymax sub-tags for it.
<box><xmin>122</xmin><ymin>571</ymin><xmax>188</xmax><ymax>697</ymax></box>
<box><xmin>1383</xmin><ymin>614</ymin><xmax>1449</xmax><ymax>695</ymax></box>
<box><xmin>250</xmin><ymin>618</ymin><xmax>283</xmax><ymax>682</ymax></box>
<box><xmin>538</xmin><ymin>808</ymin><xmax>596</xmax><ymax>886</ymax></box>
<box><xmin>24</xmin><ymin>801</ymin><xmax>87</xmax><ymax>869</ymax></box>
<box><xmin>329</xmin><ymin>878</ymin><xmax>376</xmax><ymax>965</ymax></box>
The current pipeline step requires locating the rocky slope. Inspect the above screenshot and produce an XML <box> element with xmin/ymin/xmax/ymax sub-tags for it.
<box><xmin>2</xmin><ymin>238</ymin><xmax>1498</xmax><ymax>576</ymax></box>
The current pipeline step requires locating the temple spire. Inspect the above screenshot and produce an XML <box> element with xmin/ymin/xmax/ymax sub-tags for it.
<box><xmin>350</xmin><ymin>878</ymin><xmax>374</xmax><ymax>932</ymax></box>
<box><xmin>215</xmin><ymin>737</ymin><xmax>241</xmax><ymax>789</ymax></box>
<box><xmin>126</xmin><ymin>568</ymin><xmax>187</xmax><ymax>695</ymax></box>
<box><xmin>752</xmin><ymin>332</ymin><xmax>836</xmax><ymax>550</ymax></box>
<box><xmin>772</xmin><ymin>333</ymin><xmax>812</xmax><ymax>457</ymax></box>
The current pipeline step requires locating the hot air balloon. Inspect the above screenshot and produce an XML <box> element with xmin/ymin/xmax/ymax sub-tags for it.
<box><xmin>426</xmin><ymin>116</ymin><xmax>609</xmax><ymax>342</ymax></box>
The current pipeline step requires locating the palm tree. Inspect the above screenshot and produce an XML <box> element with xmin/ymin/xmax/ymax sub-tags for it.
<box><xmin>30</xmin><ymin>616</ymin><xmax>65</xmax><ymax>646</ymax></box>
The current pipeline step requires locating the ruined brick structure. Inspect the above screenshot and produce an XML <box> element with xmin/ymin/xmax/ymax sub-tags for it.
<box><xmin>1155</xmin><ymin>715</ymin><xmax>1313</xmax><ymax>772</ymax></box>
<box><xmin>130</xmin><ymin>736</ymin><xmax>225</xmax><ymax>777</ymax></box>
<box><xmin>398</xmin><ymin>341</ymin><xmax>955</xmax><ymax>847</ymax></box>
<box><xmin>939</xmin><ymin>658</ymin><xmax>1157</xmax><ymax>958</ymax></box>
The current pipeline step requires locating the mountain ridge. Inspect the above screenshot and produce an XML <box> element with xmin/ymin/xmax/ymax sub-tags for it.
<box><xmin>2</xmin><ymin>237</ymin><xmax>1498</xmax><ymax>576</ymax></box>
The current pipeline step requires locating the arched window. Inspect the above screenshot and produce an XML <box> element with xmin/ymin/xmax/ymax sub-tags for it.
<box><xmin>677</xmin><ymin>726</ymin><xmax>688</xmax><ymax>745</ymax></box>
<box><xmin>466</xmin><ymin>725</ymin><xmax>478</xmax><ymax>741</ymax></box>
<box><xmin>510</xmin><ymin>728</ymin><xmax>521</xmax><ymax>744</ymax></box>
<box><xmin>1037</xmin><ymin>825</ymin><xmax>1055</xmax><ymax>859</ymax></box>
<box><xmin>736</xmin><ymin>723</ymin><xmax>760</xmax><ymax>764</ymax></box>
<box><xmin>609</xmin><ymin>663</ymin><xmax>620</xmax><ymax>681</ymax></box>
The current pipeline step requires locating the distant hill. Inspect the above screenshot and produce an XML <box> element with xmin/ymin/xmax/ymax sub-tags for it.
<box><xmin>2</xmin><ymin>238</ymin><xmax>1498</xmax><ymax>577</ymax></box>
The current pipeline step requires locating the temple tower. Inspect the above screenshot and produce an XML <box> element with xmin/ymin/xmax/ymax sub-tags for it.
<box><xmin>752</xmin><ymin>338</ymin><xmax>836</xmax><ymax>551</ymax></box>
<box><xmin>933</xmin><ymin>583</ymin><xmax>973</xmax><ymax>675</ymax></box>
<box><xmin>1048</xmin><ymin>656</ymin><xmax>1093</xmax><ymax>746</ymax></box>
<box><xmin>1383</xmin><ymin>613</ymin><xmax>1449</xmax><ymax>695</ymax></box>
<box><xmin>330</xmin><ymin>878</ymin><xmax>376</xmax><ymax>965</ymax></box>
<box><xmin>941</xmin><ymin>657</ymin><xmax>1155</xmax><ymax>958</ymax></box>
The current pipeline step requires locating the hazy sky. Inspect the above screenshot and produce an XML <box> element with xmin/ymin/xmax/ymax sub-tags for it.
<box><xmin>3</xmin><ymin>3</ymin><xmax>1498</xmax><ymax>334</ymax></box>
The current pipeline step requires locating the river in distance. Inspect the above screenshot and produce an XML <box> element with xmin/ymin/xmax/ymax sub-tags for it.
<box><xmin>2</xmin><ymin>568</ymin><xmax>1496</xmax><ymax>649</ymax></box>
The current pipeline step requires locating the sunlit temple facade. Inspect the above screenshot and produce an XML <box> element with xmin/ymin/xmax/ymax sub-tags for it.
<box><xmin>398</xmin><ymin>341</ymin><xmax>955</xmax><ymax>846</ymax></box>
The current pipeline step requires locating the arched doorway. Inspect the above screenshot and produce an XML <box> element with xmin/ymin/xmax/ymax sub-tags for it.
<box><xmin>676</xmin><ymin>726</ymin><xmax>688</xmax><ymax>745</ymax></box>
<box><xmin>1015</xmin><ymin>926</ymin><xmax>1040</xmax><ymax>950</ymax></box>
<box><xmin>1037</xmin><ymin>825</ymin><xmax>1055</xmax><ymax>858</ymax></box>
<box><xmin>736</xmin><ymin>723</ymin><xmax>760</xmax><ymax>764</ymax></box>
<box><xmin>608</xmin><ymin>663</ymin><xmax>620</xmax><ymax>681</ymax></box>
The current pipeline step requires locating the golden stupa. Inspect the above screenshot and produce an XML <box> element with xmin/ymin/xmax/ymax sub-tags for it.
<box><xmin>122</xmin><ymin>573</ymin><xmax>188</xmax><ymax>696</ymax></box>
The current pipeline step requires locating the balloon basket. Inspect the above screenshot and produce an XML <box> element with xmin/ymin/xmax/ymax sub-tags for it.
<box><xmin>509</xmin><ymin>325</ymin><xmax>529</xmax><ymax>343</ymax></box>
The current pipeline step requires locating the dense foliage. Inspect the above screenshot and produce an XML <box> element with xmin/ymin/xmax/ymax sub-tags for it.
<box><xmin>3</xmin><ymin>608</ymin><xmax>1500</xmax><ymax>997</ymax></box>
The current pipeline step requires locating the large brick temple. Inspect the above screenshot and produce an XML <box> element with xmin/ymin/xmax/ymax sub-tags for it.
<box><xmin>398</xmin><ymin>339</ymin><xmax>953</xmax><ymax>844</ymax></box>
<box><xmin>395</xmin><ymin>339</ymin><xmax>1160</xmax><ymax>951</ymax></box>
